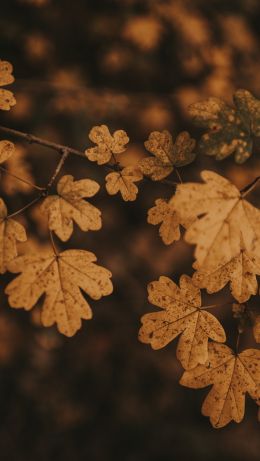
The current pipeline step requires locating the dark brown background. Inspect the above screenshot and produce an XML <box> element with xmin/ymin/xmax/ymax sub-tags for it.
<box><xmin>0</xmin><ymin>1</ymin><xmax>259</xmax><ymax>460</ymax></box>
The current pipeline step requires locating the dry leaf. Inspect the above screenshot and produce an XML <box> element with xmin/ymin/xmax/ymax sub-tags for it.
<box><xmin>1</xmin><ymin>144</ymin><xmax>34</xmax><ymax>195</ymax></box>
<box><xmin>85</xmin><ymin>125</ymin><xmax>129</xmax><ymax>165</ymax></box>
<box><xmin>0</xmin><ymin>198</ymin><xmax>27</xmax><ymax>273</ymax></box>
<box><xmin>105</xmin><ymin>166</ymin><xmax>143</xmax><ymax>201</ymax></box>
<box><xmin>139</xmin><ymin>275</ymin><xmax>226</xmax><ymax>370</ymax></box>
<box><xmin>253</xmin><ymin>315</ymin><xmax>260</xmax><ymax>343</ymax></box>
<box><xmin>172</xmin><ymin>170</ymin><xmax>260</xmax><ymax>271</ymax></box>
<box><xmin>180</xmin><ymin>343</ymin><xmax>260</xmax><ymax>428</ymax></box>
<box><xmin>147</xmin><ymin>197</ymin><xmax>193</xmax><ymax>245</ymax></box>
<box><xmin>193</xmin><ymin>250</ymin><xmax>260</xmax><ymax>303</ymax></box>
<box><xmin>189</xmin><ymin>89</ymin><xmax>260</xmax><ymax>163</ymax></box>
<box><xmin>6</xmin><ymin>249</ymin><xmax>113</xmax><ymax>337</ymax></box>
<box><xmin>41</xmin><ymin>175</ymin><xmax>102</xmax><ymax>241</ymax></box>
<box><xmin>0</xmin><ymin>140</ymin><xmax>15</xmax><ymax>164</ymax></box>
<box><xmin>139</xmin><ymin>130</ymin><xmax>195</xmax><ymax>180</ymax></box>
<box><xmin>0</xmin><ymin>60</ymin><xmax>16</xmax><ymax>110</ymax></box>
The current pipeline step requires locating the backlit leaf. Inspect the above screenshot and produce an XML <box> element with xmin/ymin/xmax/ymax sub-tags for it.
<box><xmin>139</xmin><ymin>275</ymin><xmax>226</xmax><ymax>370</ymax></box>
<box><xmin>41</xmin><ymin>175</ymin><xmax>102</xmax><ymax>241</ymax></box>
<box><xmin>180</xmin><ymin>343</ymin><xmax>260</xmax><ymax>428</ymax></box>
<box><xmin>6</xmin><ymin>249</ymin><xmax>113</xmax><ymax>337</ymax></box>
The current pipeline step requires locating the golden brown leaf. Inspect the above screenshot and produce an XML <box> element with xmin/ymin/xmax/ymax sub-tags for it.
<box><xmin>172</xmin><ymin>170</ymin><xmax>260</xmax><ymax>271</ymax></box>
<box><xmin>41</xmin><ymin>175</ymin><xmax>102</xmax><ymax>241</ymax></box>
<box><xmin>105</xmin><ymin>166</ymin><xmax>143</xmax><ymax>201</ymax></box>
<box><xmin>139</xmin><ymin>275</ymin><xmax>226</xmax><ymax>369</ymax></box>
<box><xmin>193</xmin><ymin>250</ymin><xmax>260</xmax><ymax>303</ymax></box>
<box><xmin>147</xmin><ymin>197</ymin><xmax>193</xmax><ymax>245</ymax></box>
<box><xmin>6</xmin><ymin>249</ymin><xmax>113</xmax><ymax>337</ymax></box>
<box><xmin>85</xmin><ymin>125</ymin><xmax>129</xmax><ymax>165</ymax></box>
<box><xmin>0</xmin><ymin>198</ymin><xmax>27</xmax><ymax>273</ymax></box>
<box><xmin>180</xmin><ymin>343</ymin><xmax>260</xmax><ymax>428</ymax></box>
<box><xmin>0</xmin><ymin>140</ymin><xmax>15</xmax><ymax>164</ymax></box>
<box><xmin>139</xmin><ymin>130</ymin><xmax>195</xmax><ymax>181</ymax></box>
<box><xmin>0</xmin><ymin>60</ymin><xmax>16</xmax><ymax>110</ymax></box>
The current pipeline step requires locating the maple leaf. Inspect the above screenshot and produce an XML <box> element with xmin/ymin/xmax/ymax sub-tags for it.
<box><xmin>105</xmin><ymin>166</ymin><xmax>143</xmax><ymax>201</ymax></box>
<box><xmin>180</xmin><ymin>343</ymin><xmax>260</xmax><ymax>428</ymax></box>
<box><xmin>5</xmin><ymin>249</ymin><xmax>113</xmax><ymax>337</ymax></box>
<box><xmin>0</xmin><ymin>198</ymin><xmax>27</xmax><ymax>273</ymax></box>
<box><xmin>85</xmin><ymin>125</ymin><xmax>129</xmax><ymax>165</ymax></box>
<box><xmin>139</xmin><ymin>275</ymin><xmax>226</xmax><ymax>370</ymax></box>
<box><xmin>147</xmin><ymin>197</ymin><xmax>192</xmax><ymax>245</ymax></box>
<box><xmin>139</xmin><ymin>130</ymin><xmax>195</xmax><ymax>181</ymax></box>
<box><xmin>189</xmin><ymin>89</ymin><xmax>260</xmax><ymax>163</ymax></box>
<box><xmin>0</xmin><ymin>140</ymin><xmax>15</xmax><ymax>164</ymax></box>
<box><xmin>0</xmin><ymin>60</ymin><xmax>16</xmax><ymax>110</ymax></box>
<box><xmin>193</xmin><ymin>250</ymin><xmax>260</xmax><ymax>303</ymax></box>
<box><xmin>41</xmin><ymin>175</ymin><xmax>102</xmax><ymax>241</ymax></box>
<box><xmin>172</xmin><ymin>170</ymin><xmax>260</xmax><ymax>271</ymax></box>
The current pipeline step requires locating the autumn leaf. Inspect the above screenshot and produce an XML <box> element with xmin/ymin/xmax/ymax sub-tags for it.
<box><xmin>139</xmin><ymin>130</ymin><xmax>195</xmax><ymax>180</ymax></box>
<box><xmin>6</xmin><ymin>249</ymin><xmax>113</xmax><ymax>337</ymax></box>
<box><xmin>0</xmin><ymin>140</ymin><xmax>15</xmax><ymax>164</ymax></box>
<box><xmin>0</xmin><ymin>198</ymin><xmax>27</xmax><ymax>273</ymax></box>
<box><xmin>189</xmin><ymin>89</ymin><xmax>260</xmax><ymax>163</ymax></box>
<box><xmin>172</xmin><ymin>170</ymin><xmax>260</xmax><ymax>271</ymax></box>
<box><xmin>105</xmin><ymin>166</ymin><xmax>143</xmax><ymax>201</ymax></box>
<box><xmin>0</xmin><ymin>60</ymin><xmax>16</xmax><ymax>110</ymax></box>
<box><xmin>180</xmin><ymin>343</ymin><xmax>260</xmax><ymax>428</ymax></box>
<box><xmin>139</xmin><ymin>275</ymin><xmax>226</xmax><ymax>370</ymax></box>
<box><xmin>147</xmin><ymin>197</ymin><xmax>193</xmax><ymax>245</ymax></box>
<box><xmin>193</xmin><ymin>250</ymin><xmax>260</xmax><ymax>303</ymax></box>
<box><xmin>85</xmin><ymin>125</ymin><xmax>129</xmax><ymax>165</ymax></box>
<box><xmin>41</xmin><ymin>175</ymin><xmax>102</xmax><ymax>241</ymax></box>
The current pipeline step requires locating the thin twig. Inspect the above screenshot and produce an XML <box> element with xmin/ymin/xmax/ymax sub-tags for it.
<box><xmin>235</xmin><ymin>331</ymin><xmax>241</xmax><ymax>354</ymax></box>
<box><xmin>7</xmin><ymin>195</ymin><xmax>42</xmax><ymax>219</ymax></box>
<box><xmin>0</xmin><ymin>165</ymin><xmax>45</xmax><ymax>191</ymax></box>
<box><xmin>0</xmin><ymin>125</ymin><xmax>178</xmax><ymax>188</ymax></box>
<box><xmin>175</xmin><ymin>168</ymin><xmax>183</xmax><ymax>184</ymax></box>
<box><xmin>47</xmin><ymin>147</ymin><xmax>70</xmax><ymax>188</ymax></box>
<box><xmin>241</xmin><ymin>176</ymin><xmax>260</xmax><ymax>197</ymax></box>
<box><xmin>49</xmin><ymin>230</ymin><xmax>58</xmax><ymax>256</ymax></box>
<box><xmin>0</xmin><ymin>125</ymin><xmax>85</xmax><ymax>158</ymax></box>
<box><xmin>1</xmin><ymin>125</ymin><xmax>258</xmax><ymax>193</ymax></box>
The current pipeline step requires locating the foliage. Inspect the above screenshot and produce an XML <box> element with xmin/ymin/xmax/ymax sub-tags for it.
<box><xmin>0</xmin><ymin>59</ymin><xmax>259</xmax><ymax>430</ymax></box>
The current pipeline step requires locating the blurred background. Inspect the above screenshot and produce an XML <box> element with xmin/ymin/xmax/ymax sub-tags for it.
<box><xmin>0</xmin><ymin>0</ymin><xmax>260</xmax><ymax>460</ymax></box>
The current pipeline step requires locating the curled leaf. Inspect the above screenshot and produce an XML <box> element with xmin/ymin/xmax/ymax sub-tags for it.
<box><xmin>41</xmin><ymin>175</ymin><xmax>101</xmax><ymax>241</ymax></box>
<box><xmin>105</xmin><ymin>166</ymin><xmax>143</xmax><ymax>201</ymax></box>
<box><xmin>85</xmin><ymin>125</ymin><xmax>129</xmax><ymax>165</ymax></box>
<box><xmin>6</xmin><ymin>249</ymin><xmax>113</xmax><ymax>337</ymax></box>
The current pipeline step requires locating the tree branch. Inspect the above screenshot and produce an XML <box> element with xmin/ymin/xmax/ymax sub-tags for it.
<box><xmin>0</xmin><ymin>125</ymin><xmax>85</xmax><ymax>158</ymax></box>
<box><xmin>0</xmin><ymin>125</ymin><xmax>178</xmax><ymax>189</ymax></box>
